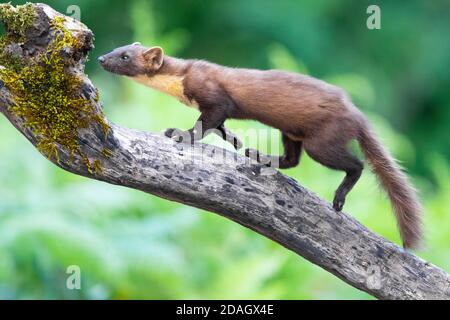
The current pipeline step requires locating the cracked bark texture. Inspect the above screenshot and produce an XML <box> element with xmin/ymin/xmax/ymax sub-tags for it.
<box><xmin>1</xmin><ymin>4</ymin><xmax>449</xmax><ymax>300</ymax></box>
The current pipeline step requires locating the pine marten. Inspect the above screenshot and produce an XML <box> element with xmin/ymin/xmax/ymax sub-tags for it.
<box><xmin>98</xmin><ymin>43</ymin><xmax>423</xmax><ymax>249</ymax></box>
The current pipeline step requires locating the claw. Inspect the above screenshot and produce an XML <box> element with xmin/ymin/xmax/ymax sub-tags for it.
<box><xmin>164</xmin><ymin>128</ymin><xmax>176</xmax><ymax>138</ymax></box>
<box><xmin>245</xmin><ymin>148</ymin><xmax>275</xmax><ymax>169</ymax></box>
<box><xmin>333</xmin><ymin>197</ymin><xmax>345</xmax><ymax>211</ymax></box>
<box><xmin>172</xmin><ymin>135</ymin><xmax>183</xmax><ymax>143</ymax></box>
<box><xmin>244</xmin><ymin>148</ymin><xmax>259</xmax><ymax>159</ymax></box>
<box><xmin>233</xmin><ymin>138</ymin><xmax>243</xmax><ymax>150</ymax></box>
<box><xmin>164</xmin><ymin>128</ymin><xmax>193</xmax><ymax>144</ymax></box>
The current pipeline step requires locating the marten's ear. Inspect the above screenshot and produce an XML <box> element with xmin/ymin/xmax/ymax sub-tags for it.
<box><xmin>143</xmin><ymin>46</ymin><xmax>164</xmax><ymax>70</ymax></box>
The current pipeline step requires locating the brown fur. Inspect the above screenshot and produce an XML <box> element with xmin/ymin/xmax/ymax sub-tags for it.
<box><xmin>99</xmin><ymin>44</ymin><xmax>423</xmax><ymax>249</ymax></box>
<box><xmin>357</xmin><ymin>121</ymin><xmax>423</xmax><ymax>249</ymax></box>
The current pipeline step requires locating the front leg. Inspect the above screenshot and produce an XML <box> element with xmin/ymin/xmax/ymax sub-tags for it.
<box><xmin>165</xmin><ymin>107</ymin><xmax>228</xmax><ymax>144</ymax></box>
<box><xmin>245</xmin><ymin>133</ymin><xmax>303</xmax><ymax>169</ymax></box>
<box><xmin>163</xmin><ymin>127</ymin><xmax>196</xmax><ymax>143</ymax></box>
<box><xmin>217</xmin><ymin>124</ymin><xmax>243</xmax><ymax>150</ymax></box>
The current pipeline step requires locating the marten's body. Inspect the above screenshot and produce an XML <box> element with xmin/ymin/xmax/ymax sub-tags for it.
<box><xmin>99</xmin><ymin>43</ymin><xmax>423</xmax><ymax>249</ymax></box>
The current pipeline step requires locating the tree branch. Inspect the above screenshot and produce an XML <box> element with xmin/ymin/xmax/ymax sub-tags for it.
<box><xmin>1</xmin><ymin>3</ymin><xmax>449</xmax><ymax>300</ymax></box>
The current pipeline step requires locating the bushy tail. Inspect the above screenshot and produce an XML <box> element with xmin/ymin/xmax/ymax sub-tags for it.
<box><xmin>357</xmin><ymin>122</ymin><xmax>423</xmax><ymax>249</ymax></box>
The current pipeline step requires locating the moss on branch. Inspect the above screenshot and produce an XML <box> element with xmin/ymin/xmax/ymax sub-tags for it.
<box><xmin>0</xmin><ymin>3</ymin><xmax>108</xmax><ymax>173</ymax></box>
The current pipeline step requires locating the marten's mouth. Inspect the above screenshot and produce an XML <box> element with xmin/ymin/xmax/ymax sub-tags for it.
<box><xmin>98</xmin><ymin>61</ymin><xmax>128</xmax><ymax>76</ymax></box>
<box><xmin>98</xmin><ymin>58</ymin><xmax>113</xmax><ymax>72</ymax></box>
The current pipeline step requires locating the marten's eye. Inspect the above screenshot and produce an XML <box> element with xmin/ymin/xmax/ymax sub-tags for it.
<box><xmin>121</xmin><ymin>54</ymin><xmax>129</xmax><ymax>61</ymax></box>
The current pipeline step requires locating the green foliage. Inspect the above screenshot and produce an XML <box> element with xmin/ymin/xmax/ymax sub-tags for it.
<box><xmin>267</xmin><ymin>43</ymin><xmax>309</xmax><ymax>74</ymax></box>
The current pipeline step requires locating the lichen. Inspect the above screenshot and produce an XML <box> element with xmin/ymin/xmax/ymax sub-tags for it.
<box><xmin>0</xmin><ymin>3</ymin><xmax>109</xmax><ymax>174</ymax></box>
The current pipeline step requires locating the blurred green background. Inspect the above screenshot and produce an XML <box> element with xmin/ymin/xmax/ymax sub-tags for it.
<box><xmin>0</xmin><ymin>0</ymin><xmax>449</xmax><ymax>299</ymax></box>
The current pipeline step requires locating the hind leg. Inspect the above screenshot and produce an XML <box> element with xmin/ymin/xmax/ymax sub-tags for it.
<box><xmin>279</xmin><ymin>135</ymin><xmax>303</xmax><ymax>169</ymax></box>
<box><xmin>245</xmin><ymin>133</ymin><xmax>302</xmax><ymax>169</ymax></box>
<box><xmin>304</xmin><ymin>139</ymin><xmax>363</xmax><ymax>211</ymax></box>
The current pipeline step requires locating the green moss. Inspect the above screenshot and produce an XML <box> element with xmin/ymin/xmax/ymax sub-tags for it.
<box><xmin>0</xmin><ymin>3</ymin><xmax>36</xmax><ymax>72</ymax></box>
<box><xmin>82</xmin><ymin>156</ymin><xmax>103</xmax><ymax>175</ymax></box>
<box><xmin>0</xmin><ymin>2</ymin><xmax>35</xmax><ymax>39</ymax></box>
<box><xmin>101</xmin><ymin>148</ymin><xmax>114</xmax><ymax>158</ymax></box>
<box><xmin>0</xmin><ymin>4</ymin><xmax>109</xmax><ymax>174</ymax></box>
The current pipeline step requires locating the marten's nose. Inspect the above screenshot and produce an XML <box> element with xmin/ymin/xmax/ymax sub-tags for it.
<box><xmin>98</xmin><ymin>56</ymin><xmax>105</xmax><ymax>64</ymax></box>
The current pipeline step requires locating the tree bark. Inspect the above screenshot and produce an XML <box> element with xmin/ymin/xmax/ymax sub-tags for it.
<box><xmin>1</xmin><ymin>3</ymin><xmax>449</xmax><ymax>300</ymax></box>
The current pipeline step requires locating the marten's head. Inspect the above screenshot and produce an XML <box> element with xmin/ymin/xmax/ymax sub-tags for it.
<box><xmin>98</xmin><ymin>43</ymin><xmax>164</xmax><ymax>76</ymax></box>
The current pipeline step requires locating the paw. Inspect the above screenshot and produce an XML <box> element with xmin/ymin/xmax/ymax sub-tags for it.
<box><xmin>164</xmin><ymin>128</ymin><xmax>189</xmax><ymax>143</ymax></box>
<box><xmin>333</xmin><ymin>196</ymin><xmax>345</xmax><ymax>211</ymax></box>
<box><xmin>164</xmin><ymin>128</ymin><xmax>177</xmax><ymax>138</ymax></box>
<box><xmin>244</xmin><ymin>148</ymin><xmax>259</xmax><ymax>160</ymax></box>
<box><xmin>245</xmin><ymin>148</ymin><xmax>273</xmax><ymax>168</ymax></box>
<box><xmin>233</xmin><ymin>137</ymin><xmax>243</xmax><ymax>150</ymax></box>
